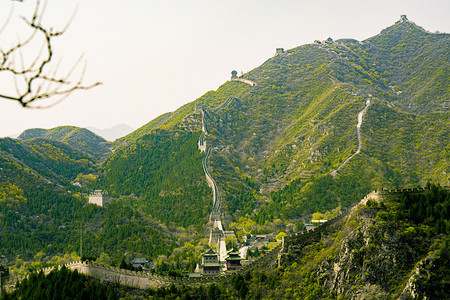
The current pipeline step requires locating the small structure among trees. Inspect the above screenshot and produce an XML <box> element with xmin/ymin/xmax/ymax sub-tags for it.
<box><xmin>201</xmin><ymin>249</ymin><xmax>221</xmax><ymax>277</ymax></box>
<box><xmin>131</xmin><ymin>258</ymin><xmax>153</xmax><ymax>271</ymax></box>
<box><xmin>88</xmin><ymin>190</ymin><xmax>110</xmax><ymax>207</ymax></box>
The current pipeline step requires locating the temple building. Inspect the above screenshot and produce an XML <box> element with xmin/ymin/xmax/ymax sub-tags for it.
<box><xmin>225</xmin><ymin>249</ymin><xmax>243</xmax><ymax>270</ymax></box>
<box><xmin>200</xmin><ymin>249</ymin><xmax>222</xmax><ymax>277</ymax></box>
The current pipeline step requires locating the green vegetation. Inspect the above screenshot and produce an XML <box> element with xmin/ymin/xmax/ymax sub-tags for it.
<box><xmin>0</xmin><ymin>138</ymin><xmax>95</xmax><ymax>185</ymax></box>
<box><xmin>1</xmin><ymin>266</ymin><xmax>116</xmax><ymax>300</ymax></box>
<box><xmin>193</xmin><ymin>17</ymin><xmax>449</xmax><ymax>232</ymax></box>
<box><xmin>101</xmin><ymin>130</ymin><xmax>211</xmax><ymax>228</ymax></box>
<box><xmin>139</xmin><ymin>186</ymin><xmax>449</xmax><ymax>299</ymax></box>
<box><xmin>380</xmin><ymin>183</ymin><xmax>450</xmax><ymax>234</ymax></box>
<box><xmin>19</xmin><ymin>126</ymin><xmax>111</xmax><ymax>160</ymax></box>
<box><xmin>0</xmin><ymin>17</ymin><xmax>448</xmax><ymax>296</ymax></box>
<box><xmin>0</xmin><ymin>152</ymin><xmax>181</xmax><ymax>277</ymax></box>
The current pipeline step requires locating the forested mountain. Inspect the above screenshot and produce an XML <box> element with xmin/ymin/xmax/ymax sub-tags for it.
<box><xmin>0</xmin><ymin>137</ymin><xmax>95</xmax><ymax>186</ymax></box>
<box><xmin>19</xmin><ymin>126</ymin><xmax>111</xmax><ymax>160</ymax></box>
<box><xmin>0</xmin><ymin>132</ymin><xmax>183</xmax><ymax>278</ymax></box>
<box><xmin>107</xmin><ymin>16</ymin><xmax>448</xmax><ymax>229</ymax></box>
<box><xmin>0</xmin><ymin>16</ymin><xmax>448</xmax><ymax>289</ymax></box>
<box><xmin>101</xmin><ymin>130</ymin><xmax>211</xmax><ymax>228</ymax></box>
<box><xmin>123</xmin><ymin>185</ymin><xmax>449</xmax><ymax>299</ymax></box>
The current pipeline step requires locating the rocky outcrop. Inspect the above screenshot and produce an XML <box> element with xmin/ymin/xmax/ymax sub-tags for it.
<box><xmin>277</xmin><ymin>188</ymin><xmax>449</xmax><ymax>299</ymax></box>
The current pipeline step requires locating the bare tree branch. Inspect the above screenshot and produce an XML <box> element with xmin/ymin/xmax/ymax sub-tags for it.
<box><xmin>0</xmin><ymin>0</ymin><xmax>101</xmax><ymax>108</ymax></box>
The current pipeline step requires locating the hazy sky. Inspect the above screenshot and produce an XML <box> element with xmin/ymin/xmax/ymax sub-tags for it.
<box><xmin>0</xmin><ymin>0</ymin><xmax>448</xmax><ymax>137</ymax></box>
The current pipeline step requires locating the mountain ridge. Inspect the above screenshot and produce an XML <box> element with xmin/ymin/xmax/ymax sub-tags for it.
<box><xmin>18</xmin><ymin>126</ymin><xmax>111</xmax><ymax>160</ymax></box>
<box><xmin>0</xmin><ymin>17</ymin><xmax>448</xmax><ymax>288</ymax></box>
<box><xmin>104</xmin><ymin>16</ymin><xmax>448</xmax><ymax>227</ymax></box>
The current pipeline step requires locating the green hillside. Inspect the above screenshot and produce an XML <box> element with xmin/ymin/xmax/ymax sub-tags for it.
<box><xmin>0</xmin><ymin>149</ymin><xmax>179</xmax><ymax>275</ymax></box>
<box><xmin>104</xmin><ymin>17</ymin><xmax>448</xmax><ymax>230</ymax></box>
<box><xmin>1</xmin><ymin>16</ymin><xmax>448</xmax><ymax>284</ymax></box>
<box><xmin>102</xmin><ymin>130</ymin><xmax>211</xmax><ymax>228</ymax></box>
<box><xmin>19</xmin><ymin>126</ymin><xmax>111</xmax><ymax>160</ymax></box>
<box><xmin>134</xmin><ymin>185</ymin><xmax>450</xmax><ymax>299</ymax></box>
<box><xmin>0</xmin><ymin>138</ymin><xmax>95</xmax><ymax>185</ymax></box>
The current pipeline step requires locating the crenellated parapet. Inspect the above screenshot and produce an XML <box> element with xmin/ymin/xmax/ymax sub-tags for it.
<box><xmin>214</xmin><ymin>97</ymin><xmax>237</xmax><ymax>112</ymax></box>
<box><xmin>8</xmin><ymin>186</ymin><xmax>448</xmax><ymax>292</ymax></box>
<box><xmin>279</xmin><ymin>210</ymin><xmax>350</xmax><ymax>266</ymax></box>
<box><xmin>375</xmin><ymin>186</ymin><xmax>449</xmax><ymax>201</ymax></box>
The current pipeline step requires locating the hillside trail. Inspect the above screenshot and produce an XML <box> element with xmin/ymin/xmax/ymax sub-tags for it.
<box><xmin>330</xmin><ymin>97</ymin><xmax>371</xmax><ymax>178</ymax></box>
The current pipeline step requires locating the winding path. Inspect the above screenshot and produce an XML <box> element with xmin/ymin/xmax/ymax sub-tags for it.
<box><xmin>331</xmin><ymin>98</ymin><xmax>371</xmax><ymax>178</ymax></box>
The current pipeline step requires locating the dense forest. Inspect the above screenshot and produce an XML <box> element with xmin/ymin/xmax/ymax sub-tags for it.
<box><xmin>101</xmin><ymin>130</ymin><xmax>212</xmax><ymax>228</ymax></box>
<box><xmin>0</xmin><ymin>266</ymin><xmax>115</xmax><ymax>300</ymax></box>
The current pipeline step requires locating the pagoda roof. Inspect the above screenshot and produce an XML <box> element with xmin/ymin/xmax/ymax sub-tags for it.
<box><xmin>225</xmin><ymin>250</ymin><xmax>243</xmax><ymax>260</ymax></box>
<box><xmin>226</xmin><ymin>248</ymin><xmax>240</xmax><ymax>255</ymax></box>
<box><xmin>204</xmin><ymin>248</ymin><xmax>217</xmax><ymax>255</ymax></box>
<box><xmin>225</xmin><ymin>256</ymin><xmax>243</xmax><ymax>261</ymax></box>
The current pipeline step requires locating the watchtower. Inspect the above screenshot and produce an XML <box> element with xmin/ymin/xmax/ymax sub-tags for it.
<box><xmin>275</xmin><ymin>48</ymin><xmax>285</xmax><ymax>55</ymax></box>
<box><xmin>201</xmin><ymin>249</ymin><xmax>221</xmax><ymax>277</ymax></box>
<box><xmin>88</xmin><ymin>190</ymin><xmax>110</xmax><ymax>207</ymax></box>
<box><xmin>400</xmin><ymin>15</ymin><xmax>408</xmax><ymax>22</ymax></box>
<box><xmin>231</xmin><ymin>70</ymin><xmax>238</xmax><ymax>79</ymax></box>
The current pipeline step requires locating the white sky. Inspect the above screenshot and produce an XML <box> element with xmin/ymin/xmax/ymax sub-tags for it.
<box><xmin>0</xmin><ymin>0</ymin><xmax>449</xmax><ymax>137</ymax></box>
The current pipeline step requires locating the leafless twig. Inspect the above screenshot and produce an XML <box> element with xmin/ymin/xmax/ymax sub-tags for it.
<box><xmin>0</xmin><ymin>0</ymin><xmax>101</xmax><ymax>108</ymax></box>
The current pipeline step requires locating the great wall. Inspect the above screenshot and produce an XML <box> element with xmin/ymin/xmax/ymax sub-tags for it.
<box><xmin>230</xmin><ymin>77</ymin><xmax>257</xmax><ymax>86</ymax></box>
<box><xmin>3</xmin><ymin>74</ymin><xmax>446</xmax><ymax>292</ymax></box>
<box><xmin>4</xmin><ymin>186</ymin><xmax>447</xmax><ymax>292</ymax></box>
<box><xmin>198</xmin><ymin>80</ymin><xmax>254</xmax><ymax>260</ymax></box>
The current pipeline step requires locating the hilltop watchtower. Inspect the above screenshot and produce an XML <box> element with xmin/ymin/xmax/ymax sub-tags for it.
<box><xmin>400</xmin><ymin>15</ymin><xmax>408</xmax><ymax>22</ymax></box>
<box><xmin>275</xmin><ymin>48</ymin><xmax>285</xmax><ymax>55</ymax></box>
<box><xmin>231</xmin><ymin>70</ymin><xmax>238</xmax><ymax>79</ymax></box>
<box><xmin>89</xmin><ymin>190</ymin><xmax>110</xmax><ymax>207</ymax></box>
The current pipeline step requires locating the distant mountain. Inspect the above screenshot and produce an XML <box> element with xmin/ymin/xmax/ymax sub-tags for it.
<box><xmin>18</xmin><ymin>126</ymin><xmax>111</xmax><ymax>160</ymax></box>
<box><xmin>0</xmin><ymin>137</ymin><xmax>96</xmax><ymax>185</ymax></box>
<box><xmin>86</xmin><ymin>124</ymin><xmax>134</xmax><ymax>141</ymax></box>
<box><xmin>18</xmin><ymin>128</ymin><xmax>48</xmax><ymax>140</ymax></box>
